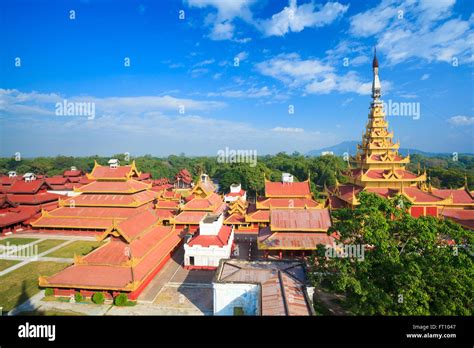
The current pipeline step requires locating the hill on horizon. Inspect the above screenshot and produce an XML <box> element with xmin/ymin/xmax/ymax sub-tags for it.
<box><xmin>306</xmin><ymin>141</ymin><xmax>474</xmax><ymax>157</ymax></box>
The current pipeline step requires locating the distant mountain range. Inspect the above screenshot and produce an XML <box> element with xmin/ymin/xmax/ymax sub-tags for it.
<box><xmin>306</xmin><ymin>141</ymin><xmax>473</xmax><ymax>157</ymax></box>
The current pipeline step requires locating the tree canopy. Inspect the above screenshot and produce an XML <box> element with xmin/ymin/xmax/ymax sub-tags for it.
<box><xmin>309</xmin><ymin>192</ymin><xmax>473</xmax><ymax>315</ymax></box>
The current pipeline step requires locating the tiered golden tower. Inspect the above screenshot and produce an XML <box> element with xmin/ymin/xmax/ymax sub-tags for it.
<box><xmin>347</xmin><ymin>49</ymin><xmax>426</xmax><ymax>189</ymax></box>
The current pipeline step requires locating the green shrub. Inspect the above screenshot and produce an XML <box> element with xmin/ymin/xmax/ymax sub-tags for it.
<box><xmin>92</xmin><ymin>292</ymin><xmax>105</xmax><ymax>305</ymax></box>
<box><xmin>114</xmin><ymin>293</ymin><xmax>128</xmax><ymax>306</ymax></box>
<box><xmin>44</xmin><ymin>288</ymin><xmax>54</xmax><ymax>297</ymax></box>
<box><xmin>74</xmin><ymin>292</ymin><xmax>83</xmax><ymax>302</ymax></box>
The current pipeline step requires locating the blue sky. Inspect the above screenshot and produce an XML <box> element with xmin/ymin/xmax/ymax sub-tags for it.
<box><xmin>1</xmin><ymin>0</ymin><xmax>473</xmax><ymax>157</ymax></box>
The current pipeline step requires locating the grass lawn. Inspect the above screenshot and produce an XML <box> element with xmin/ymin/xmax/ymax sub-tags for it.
<box><xmin>45</xmin><ymin>240</ymin><xmax>104</xmax><ymax>258</ymax></box>
<box><xmin>0</xmin><ymin>261</ymin><xmax>69</xmax><ymax>312</ymax></box>
<box><xmin>35</xmin><ymin>239</ymin><xmax>68</xmax><ymax>255</ymax></box>
<box><xmin>0</xmin><ymin>238</ymin><xmax>38</xmax><ymax>246</ymax></box>
<box><xmin>0</xmin><ymin>259</ymin><xmax>20</xmax><ymax>272</ymax></box>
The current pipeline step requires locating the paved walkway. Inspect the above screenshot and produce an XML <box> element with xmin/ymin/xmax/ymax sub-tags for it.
<box><xmin>138</xmin><ymin>246</ymin><xmax>185</xmax><ymax>302</ymax></box>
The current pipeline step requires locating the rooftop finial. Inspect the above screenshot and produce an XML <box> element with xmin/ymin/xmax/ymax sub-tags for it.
<box><xmin>373</xmin><ymin>46</ymin><xmax>379</xmax><ymax>69</ymax></box>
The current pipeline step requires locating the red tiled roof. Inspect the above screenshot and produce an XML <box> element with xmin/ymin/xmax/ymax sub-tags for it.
<box><xmin>0</xmin><ymin>208</ymin><xmax>34</xmax><ymax>227</ymax></box>
<box><xmin>63</xmin><ymin>170</ymin><xmax>83</xmax><ymax>177</ymax></box>
<box><xmin>173</xmin><ymin>211</ymin><xmax>207</xmax><ymax>224</ymax></box>
<box><xmin>115</xmin><ymin>209</ymin><xmax>158</xmax><ymax>241</ymax></box>
<box><xmin>328</xmin><ymin>195</ymin><xmax>348</xmax><ymax>209</ymax></box>
<box><xmin>155</xmin><ymin>200</ymin><xmax>179</xmax><ymax>210</ymax></box>
<box><xmin>258</xmin><ymin>228</ymin><xmax>335</xmax><ymax>250</ymax></box>
<box><xmin>77</xmin><ymin>179</ymin><xmax>149</xmax><ymax>193</ymax></box>
<box><xmin>44</xmin><ymin>224</ymin><xmax>182</xmax><ymax>291</ymax></box>
<box><xmin>433</xmin><ymin>189</ymin><xmax>474</xmax><ymax>204</ymax></box>
<box><xmin>265</xmin><ymin>181</ymin><xmax>310</xmax><ymax>197</ymax></box>
<box><xmin>403</xmin><ymin>187</ymin><xmax>444</xmax><ymax>203</ymax></box>
<box><xmin>224</xmin><ymin>213</ymin><xmax>246</xmax><ymax>224</ymax></box>
<box><xmin>225</xmin><ymin>190</ymin><xmax>246</xmax><ymax>197</ymax></box>
<box><xmin>0</xmin><ymin>176</ymin><xmax>18</xmax><ymax>186</ymax></box>
<box><xmin>7</xmin><ymin>192</ymin><xmax>63</xmax><ymax>205</ymax></box>
<box><xmin>246</xmin><ymin>210</ymin><xmax>270</xmax><ymax>221</ymax></box>
<box><xmin>137</xmin><ymin>173</ymin><xmax>152</xmax><ymax>181</ymax></box>
<box><xmin>188</xmin><ymin>225</ymin><xmax>233</xmax><ymax>247</ymax></box>
<box><xmin>90</xmin><ymin>165</ymin><xmax>137</xmax><ymax>179</ymax></box>
<box><xmin>270</xmin><ymin>209</ymin><xmax>331</xmax><ymax>231</ymax></box>
<box><xmin>182</xmin><ymin>192</ymin><xmax>223</xmax><ymax>210</ymax></box>
<box><xmin>62</xmin><ymin>190</ymin><xmax>157</xmax><ymax>207</ymax></box>
<box><xmin>8</xmin><ymin>180</ymin><xmax>49</xmax><ymax>194</ymax></box>
<box><xmin>442</xmin><ymin>209</ymin><xmax>474</xmax><ymax>229</ymax></box>
<box><xmin>258</xmin><ymin>197</ymin><xmax>320</xmax><ymax>209</ymax></box>
<box><xmin>47</xmin><ymin>206</ymin><xmax>142</xmax><ymax>219</ymax></box>
<box><xmin>154</xmin><ymin>209</ymin><xmax>175</xmax><ymax>219</ymax></box>
<box><xmin>32</xmin><ymin>216</ymin><xmax>114</xmax><ymax>229</ymax></box>
<box><xmin>45</xmin><ymin>177</ymin><xmax>68</xmax><ymax>185</ymax></box>
<box><xmin>364</xmin><ymin>169</ymin><xmax>419</xmax><ymax>179</ymax></box>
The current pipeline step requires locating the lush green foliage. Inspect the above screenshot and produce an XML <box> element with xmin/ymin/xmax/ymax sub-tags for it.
<box><xmin>114</xmin><ymin>293</ymin><xmax>128</xmax><ymax>306</ymax></box>
<box><xmin>44</xmin><ymin>288</ymin><xmax>54</xmax><ymax>297</ymax></box>
<box><xmin>408</xmin><ymin>154</ymin><xmax>474</xmax><ymax>190</ymax></box>
<box><xmin>92</xmin><ymin>292</ymin><xmax>105</xmax><ymax>305</ymax></box>
<box><xmin>309</xmin><ymin>192</ymin><xmax>474</xmax><ymax>315</ymax></box>
<box><xmin>1</xmin><ymin>153</ymin><xmax>471</xmax><ymax>196</ymax></box>
<box><xmin>0</xmin><ymin>153</ymin><xmax>348</xmax><ymax>198</ymax></box>
<box><xmin>74</xmin><ymin>292</ymin><xmax>83</xmax><ymax>303</ymax></box>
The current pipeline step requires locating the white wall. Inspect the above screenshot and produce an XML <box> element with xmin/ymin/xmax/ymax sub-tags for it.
<box><xmin>184</xmin><ymin>231</ymin><xmax>234</xmax><ymax>267</ymax></box>
<box><xmin>213</xmin><ymin>282</ymin><xmax>259</xmax><ymax>315</ymax></box>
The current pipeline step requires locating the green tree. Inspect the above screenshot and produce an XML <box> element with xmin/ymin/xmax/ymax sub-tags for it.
<box><xmin>309</xmin><ymin>192</ymin><xmax>473</xmax><ymax>315</ymax></box>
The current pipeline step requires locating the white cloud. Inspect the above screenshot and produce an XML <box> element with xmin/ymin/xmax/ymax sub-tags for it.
<box><xmin>258</xmin><ymin>0</ymin><xmax>348</xmax><ymax>37</ymax></box>
<box><xmin>0</xmin><ymin>89</ymin><xmax>226</xmax><ymax>117</ymax></box>
<box><xmin>187</xmin><ymin>0</ymin><xmax>255</xmax><ymax>41</ymax></box>
<box><xmin>271</xmin><ymin>127</ymin><xmax>304</xmax><ymax>133</ymax></box>
<box><xmin>235</xmin><ymin>51</ymin><xmax>248</xmax><ymax>61</ymax></box>
<box><xmin>1</xmin><ymin>88</ymin><xmax>337</xmax><ymax>156</ymax></box>
<box><xmin>255</xmin><ymin>53</ymin><xmax>333</xmax><ymax>86</ymax></box>
<box><xmin>448</xmin><ymin>115</ymin><xmax>474</xmax><ymax>126</ymax></box>
<box><xmin>194</xmin><ymin>58</ymin><xmax>215</xmax><ymax>67</ymax></box>
<box><xmin>256</xmin><ymin>53</ymin><xmax>382</xmax><ymax>95</ymax></box>
<box><xmin>349</xmin><ymin>0</ymin><xmax>472</xmax><ymax>65</ymax></box>
<box><xmin>187</xmin><ymin>0</ymin><xmax>348</xmax><ymax>40</ymax></box>
<box><xmin>207</xmin><ymin>86</ymin><xmax>272</xmax><ymax>98</ymax></box>
<box><xmin>420</xmin><ymin>73</ymin><xmax>430</xmax><ymax>80</ymax></box>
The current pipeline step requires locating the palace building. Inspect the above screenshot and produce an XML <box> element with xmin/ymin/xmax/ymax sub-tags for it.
<box><xmin>225</xmin><ymin>173</ymin><xmax>323</xmax><ymax>234</ymax></box>
<box><xmin>0</xmin><ymin>173</ymin><xmax>64</xmax><ymax>234</ymax></box>
<box><xmin>31</xmin><ymin>160</ymin><xmax>159</xmax><ymax>236</ymax></box>
<box><xmin>171</xmin><ymin>173</ymin><xmax>226</xmax><ymax>234</ymax></box>
<box><xmin>39</xmin><ymin>209</ymin><xmax>183</xmax><ymax>300</ymax></box>
<box><xmin>327</xmin><ymin>50</ymin><xmax>474</xmax><ymax>228</ymax></box>
<box><xmin>258</xmin><ymin>208</ymin><xmax>335</xmax><ymax>259</ymax></box>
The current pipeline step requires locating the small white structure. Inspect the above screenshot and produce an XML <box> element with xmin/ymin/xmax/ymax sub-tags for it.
<box><xmin>321</xmin><ymin>151</ymin><xmax>334</xmax><ymax>156</ymax></box>
<box><xmin>23</xmin><ymin>173</ymin><xmax>36</xmax><ymax>182</ymax></box>
<box><xmin>108</xmin><ymin>159</ymin><xmax>120</xmax><ymax>168</ymax></box>
<box><xmin>184</xmin><ymin>213</ymin><xmax>234</xmax><ymax>270</ymax></box>
<box><xmin>224</xmin><ymin>183</ymin><xmax>247</xmax><ymax>203</ymax></box>
<box><xmin>70</xmin><ymin>166</ymin><xmax>77</xmax><ymax>171</ymax></box>
<box><xmin>8</xmin><ymin>171</ymin><xmax>17</xmax><ymax>178</ymax></box>
<box><xmin>282</xmin><ymin>172</ymin><xmax>294</xmax><ymax>183</ymax></box>
<box><xmin>213</xmin><ymin>260</ymin><xmax>312</xmax><ymax>316</ymax></box>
